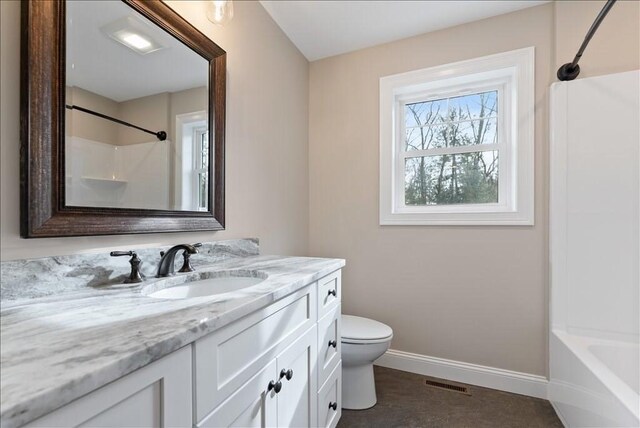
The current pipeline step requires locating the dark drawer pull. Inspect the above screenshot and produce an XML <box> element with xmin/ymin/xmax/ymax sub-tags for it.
<box><xmin>328</xmin><ymin>340</ymin><xmax>337</xmax><ymax>348</ymax></box>
<box><xmin>267</xmin><ymin>380</ymin><xmax>282</xmax><ymax>393</ymax></box>
<box><xmin>329</xmin><ymin>402</ymin><xmax>338</xmax><ymax>411</ymax></box>
<box><xmin>280</xmin><ymin>368</ymin><xmax>294</xmax><ymax>381</ymax></box>
<box><xmin>327</xmin><ymin>289</ymin><xmax>337</xmax><ymax>297</ymax></box>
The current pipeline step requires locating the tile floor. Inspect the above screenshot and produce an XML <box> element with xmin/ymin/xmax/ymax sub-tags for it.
<box><xmin>337</xmin><ymin>366</ymin><xmax>563</xmax><ymax>428</ymax></box>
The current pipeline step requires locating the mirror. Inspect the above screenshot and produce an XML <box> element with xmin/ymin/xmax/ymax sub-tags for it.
<box><xmin>21</xmin><ymin>0</ymin><xmax>226</xmax><ymax>237</ymax></box>
<box><xmin>65</xmin><ymin>1</ymin><xmax>210</xmax><ymax>211</ymax></box>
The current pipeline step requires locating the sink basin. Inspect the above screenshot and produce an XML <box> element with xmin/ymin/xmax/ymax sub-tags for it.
<box><xmin>144</xmin><ymin>271</ymin><xmax>266</xmax><ymax>299</ymax></box>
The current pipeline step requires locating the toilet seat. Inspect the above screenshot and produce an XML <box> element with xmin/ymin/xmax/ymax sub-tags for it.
<box><xmin>342</xmin><ymin>315</ymin><xmax>393</xmax><ymax>344</ymax></box>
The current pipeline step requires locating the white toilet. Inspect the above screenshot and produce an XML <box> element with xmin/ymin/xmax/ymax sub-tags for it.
<box><xmin>341</xmin><ymin>315</ymin><xmax>393</xmax><ymax>410</ymax></box>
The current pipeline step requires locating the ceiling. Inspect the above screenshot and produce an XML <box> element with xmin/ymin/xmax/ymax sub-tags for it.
<box><xmin>66</xmin><ymin>1</ymin><xmax>207</xmax><ymax>102</ymax></box>
<box><xmin>260</xmin><ymin>1</ymin><xmax>549</xmax><ymax>61</ymax></box>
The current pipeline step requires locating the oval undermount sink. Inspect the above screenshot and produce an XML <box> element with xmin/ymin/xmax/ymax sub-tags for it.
<box><xmin>143</xmin><ymin>271</ymin><xmax>266</xmax><ymax>299</ymax></box>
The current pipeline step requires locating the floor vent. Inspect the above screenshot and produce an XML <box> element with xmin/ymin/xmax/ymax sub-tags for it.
<box><xmin>424</xmin><ymin>379</ymin><xmax>471</xmax><ymax>395</ymax></box>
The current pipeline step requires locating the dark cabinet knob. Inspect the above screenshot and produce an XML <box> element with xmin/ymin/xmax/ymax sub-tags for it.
<box><xmin>280</xmin><ymin>368</ymin><xmax>294</xmax><ymax>381</ymax></box>
<box><xmin>328</xmin><ymin>340</ymin><xmax>337</xmax><ymax>349</ymax></box>
<box><xmin>329</xmin><ymin>402</ymin><xmax>338</xmax><ymax>411</ymax></box>
<box><xmin>328</xmin><ymin>289</ymin><xmax>337</xmax><ymax>297</ymax></box>
<box><xmin>267</xmin><ymin>380</ymin><xmax>282</xmax><ymax>393</ymax></box>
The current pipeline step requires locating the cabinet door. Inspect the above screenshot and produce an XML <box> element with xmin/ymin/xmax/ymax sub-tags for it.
<box><xmin>26</xmin><ymin>346</ymin><xmax>192</xmax><ymax>428</ymax></box>
<box><xmin>276</xmin><ymin>326</ymin><xmax>318</xmax><ymax>428</ymax></box>
<box><xmin>198</xmin><ymin>360</ymin><xmax>277</xmax><ymax>428</ymax></box>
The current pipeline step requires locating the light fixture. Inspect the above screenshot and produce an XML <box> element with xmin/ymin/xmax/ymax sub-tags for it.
<box><xmin>101</xmin><ymin>16</ymin><xmax>165</xmax><ymax>55</ymax></box>
<box><xmin>121</xmin><ymin>33</ymin><xmax>152</xmax><ymax>51</ymax></box>
<box><xmin>207</xmin><ymin>0</ymin><xmax>234</xmax><ymax>26</ymax></box>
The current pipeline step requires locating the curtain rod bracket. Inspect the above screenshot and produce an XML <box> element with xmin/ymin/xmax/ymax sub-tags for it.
<box><xmin>557</xmin><ymin>0</ymin><xmax>617</xmax><ymax>81</ymax></box>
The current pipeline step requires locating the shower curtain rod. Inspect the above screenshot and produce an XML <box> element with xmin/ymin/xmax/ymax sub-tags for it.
<box><xmin>557</xmin><ymin>0</ymin><xmax>617</xmax><ymax>81</ymax></box>
<box><xmin>65</xmin><ymin>104</ymin><xmax>167</xmax><ymax>141</ymax></box>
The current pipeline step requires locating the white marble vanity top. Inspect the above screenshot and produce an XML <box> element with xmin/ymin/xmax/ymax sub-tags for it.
<box><xmin>0</xmin><ymin>254</ymin><xmax>345</xmax><ymax>428</ymax></box>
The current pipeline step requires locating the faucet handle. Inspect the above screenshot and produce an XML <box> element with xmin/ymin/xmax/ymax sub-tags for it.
<box><xmin>110</xmin><ymin>251</ymin><xmax>144</xmax><ymax>284</ymax></box>
<box><xmin>110</xmin><ymin>250</ymin><xmax>134</xmax><ymax>257</ymax></box>
<box><xmin>178</xmin><ymin>243</ymin><xmax>201</xmax><ymax>273</ymax></box>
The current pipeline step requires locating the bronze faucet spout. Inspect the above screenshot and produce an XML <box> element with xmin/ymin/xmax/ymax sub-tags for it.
<box><xmin>156</xmin><ymin>244</ymin><xmax>198</xmax><ymax>277</ymax></box>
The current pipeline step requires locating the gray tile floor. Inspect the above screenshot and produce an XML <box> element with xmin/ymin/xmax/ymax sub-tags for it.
<box><xmin>338</xmin><ymin>366</ymin><xmax>563</xmax><ymax>428</ymax></box>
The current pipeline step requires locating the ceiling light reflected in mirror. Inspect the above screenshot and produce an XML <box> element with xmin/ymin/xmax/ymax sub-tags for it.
<box><xmin>101</xmin><ymin>16</ymin><xmax>165</xmax><ymax>55</ymax></box>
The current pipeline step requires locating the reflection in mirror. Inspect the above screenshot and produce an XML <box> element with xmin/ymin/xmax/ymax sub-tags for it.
<box><xmin>65</xmin><ymin>0</ymin><xmax>210</xmax><ymax>211</ymax></box>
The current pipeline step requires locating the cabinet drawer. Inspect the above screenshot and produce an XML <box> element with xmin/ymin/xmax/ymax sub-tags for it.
<box><xmin>195</xmin><ymin>285</ymin><xmax>317</xmax><ymax>422</ymax></box>
<box><xmin>317</xmin><ymin>304</ymin><xmax>341</xmax><ymax>389</ymax></box>
<box><xmin>317</xmin><ymin>271</ymin><xmax>341</xmax><ymax>318</ymax></box>
<box><xmin>317</xmin><ymin>361</ymin><xmax>342</xmax><ymax>428</ymax></box>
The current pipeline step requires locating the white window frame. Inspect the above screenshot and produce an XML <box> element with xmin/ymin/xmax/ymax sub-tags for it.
<box><xmin>193</xmin><ymin>126</ymin><xmax>209</xmax><ymax>211</ymax></box>
<box><xmin>380</xmin><ymin>47</ymin><xmax>535</xmax><ymax>226</ymax></box>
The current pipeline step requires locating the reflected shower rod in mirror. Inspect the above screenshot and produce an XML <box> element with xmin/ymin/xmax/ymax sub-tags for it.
<box><xmin>65</xmin><ymin>104</ymin><xmax>167</xmax><ymax>141</ymax></box>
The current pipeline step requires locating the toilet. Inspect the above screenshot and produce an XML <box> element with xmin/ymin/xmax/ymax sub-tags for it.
<box><xmin>341</xmin><ymin>315</ymin><xmax>393</xmax><ymax>410</ymax></box>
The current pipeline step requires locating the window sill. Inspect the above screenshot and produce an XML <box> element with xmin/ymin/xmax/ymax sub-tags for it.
<box><xmin>380</xmin><ymin>211</ymin><xmax>534</xmax><ymax>226</ymax></box>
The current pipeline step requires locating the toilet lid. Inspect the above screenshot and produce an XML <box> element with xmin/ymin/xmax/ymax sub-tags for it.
<box><xmin>342</xmin><ymin>315</ymin><xmax>393</xmax><ymax>343</ymax></box>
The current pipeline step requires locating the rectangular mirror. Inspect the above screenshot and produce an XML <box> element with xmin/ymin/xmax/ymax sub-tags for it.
<box><xmin>21</xmin><ymin>0</ymin><xmax>226</xmax><ymax>237</ymax></box>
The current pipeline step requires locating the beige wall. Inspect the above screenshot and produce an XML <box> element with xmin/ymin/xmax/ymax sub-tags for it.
<box><xmin>555</xmin><ymin>0</ymin><xmax>639</xmax><ymax>79</ymax></box>
<box><xmin>67</xmin><ymin>87</ymin><xmax>120</xmax><ymax>144</ymax></box>
<box><xmin>169</xmin><ymin>86</ymin><xmax>208</xmax><ymax>140</ymax></box>
<box><xmin>308</xmin><ymin>1</ymin><xmax>639</xmax><ymax>377</ymax></box>
<box><xmin>309</xmin><ymin>4</ymin><xmax>554</xmax><ymax>377</ymax></box>
<box><xmin>118</xmin><ymin>92</ymin><xmax>170</xmax><ymax>145</ymax></box>
<box><xmin>0</xmin><ymin>0</ymin><xmax>309</xmax><ymax>260</ymax></box>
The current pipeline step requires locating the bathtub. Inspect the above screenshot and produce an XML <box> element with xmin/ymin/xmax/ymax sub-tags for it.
<box><xmin>549</xmin><ymin>330</ymin><xmax>640</xmax><ymax>427</ymax></box>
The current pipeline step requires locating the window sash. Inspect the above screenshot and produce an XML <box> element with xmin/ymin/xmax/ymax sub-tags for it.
<box><xmin>393</xmin><ymin>83</ymin><xmax>512</xmax><ymax>212</ymax></box>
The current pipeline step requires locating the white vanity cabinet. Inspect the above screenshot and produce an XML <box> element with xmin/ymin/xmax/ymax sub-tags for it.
<box><xmin>25</xmin><ymin>345</ymin><xmax>193</xmax><ymax>428</ymax></box>
<box><xmin>20</xmin><ymin>269</ymin><xmax>342</xmax><ymax>428</ymax></box>
<box><xmin>199</xmin><ymin>326</ymin><xmax>318</xmax><ymax>427</ymax></box>
<box><xmin>196</xmin><ymin>270</ymin><xmax>342</xmax><ymax>428</ymax></box>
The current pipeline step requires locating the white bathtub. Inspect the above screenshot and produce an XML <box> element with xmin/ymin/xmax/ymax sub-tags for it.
<box><xmin>549</xmin><ymin>330</ymin><xmax>640</xmax><ymax>427</ymax></box>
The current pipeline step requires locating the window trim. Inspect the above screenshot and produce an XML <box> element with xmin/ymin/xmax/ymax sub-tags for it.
<box><xmin>379</xmin><ymin>47</ymin><xmax>535</xmax><ymax>226</ymax></box>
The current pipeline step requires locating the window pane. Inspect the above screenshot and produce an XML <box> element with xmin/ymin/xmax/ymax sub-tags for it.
<box><xmin>201</xmin><ymin>131</ymin><xmax>209</xmax><ymax>169</ymax></box>
<box><xmin>451</xmin><ymin>118</ymin><xmax>497</xmax><ymax>147</ymax></box>
<box><xmin>405</xmin><ymin>124</ymin><xmax>448</xmax><ymax>151</ymax></box>
<box><xmin>406</xmin><ymin>117</ymin><xmax>496</xmax><ymax>151</ymax></box>
<box><xmin>448</xmin><ymin>91</ymin><xmax>497</xmax><ymax>120</ymax></box>
<box><xmin>198</xmin><ymin>172</ymin><xmax>208</xmax><ymax>209</ymax></box>
<box><xmin>404</xmin><ymin>151</ymin><xmax>499</xmax><ymax>205</ymax></box>
<box><xmin>405</xmin><ymin>99</ymin><xmax>447</xmax><ymax>128</ymax></box>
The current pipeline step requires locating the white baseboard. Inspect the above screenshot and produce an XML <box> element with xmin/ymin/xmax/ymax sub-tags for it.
<box><xmin>375</xmin><ymin>349</ymin><xmax>548</xmax><ymax>399</ymax></box>
<box><xmin>550</xmin><ymin>400</ymin><xmax>568</xmax><ymax>428</ymax></box>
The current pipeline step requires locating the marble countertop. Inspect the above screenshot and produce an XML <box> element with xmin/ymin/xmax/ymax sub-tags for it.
<box><xmin>0</xmin><ymin>255</ymin><xmax>345</xmax><ymax>428</ymax></box>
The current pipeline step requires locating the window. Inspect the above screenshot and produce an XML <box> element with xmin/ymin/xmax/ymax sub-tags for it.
<box><xmin>193</xmin><ymin>127</ymin><xmax>209</xmax><ymax>211</ymax></box>
<box><xmin>380</xmin><ymin>47</ymin><xmax>534</xmax><ymax>225</ymax></box>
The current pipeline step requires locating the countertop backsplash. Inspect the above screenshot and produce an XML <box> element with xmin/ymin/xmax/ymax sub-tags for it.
<box><xmin>0</xmin><ymin>238</ymin><xmax>259</xmax><ymax>301</ymax></box>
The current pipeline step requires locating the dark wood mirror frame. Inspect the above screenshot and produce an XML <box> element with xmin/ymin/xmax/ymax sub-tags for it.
<box><xmin>20</xmin><ymin>0</ymin><xmax>226</xmax><ymax>238</ymax></box>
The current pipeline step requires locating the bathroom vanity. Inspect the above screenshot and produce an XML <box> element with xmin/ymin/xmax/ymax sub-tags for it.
<box><xmin>0</xmin><ymin>240</ymin><xmax>344</xmax><ymax>428</ymax></box>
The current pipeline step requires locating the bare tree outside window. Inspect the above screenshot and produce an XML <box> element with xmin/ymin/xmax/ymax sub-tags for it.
<box><xmin>403</xmin><ymin>91</ymin><xmax>499</xmax><ymax>206</ymax></box>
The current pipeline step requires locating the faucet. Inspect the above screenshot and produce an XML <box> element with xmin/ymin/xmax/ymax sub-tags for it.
<box><xmin>156</xmin><ymin>244</ymin><xmax>199</xmax><ymax>277</ymax></box>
